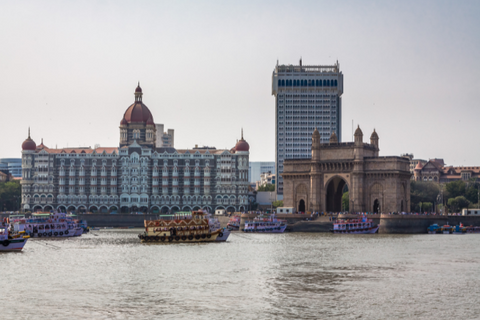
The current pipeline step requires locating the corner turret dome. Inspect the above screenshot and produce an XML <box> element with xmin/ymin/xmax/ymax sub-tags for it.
<box><xmin>329</xmin><ymin>131</ymin><xmax>338</xmax><ymax>143</ymax></box>
<box><xmin>235</xmin><ymin>129</ymin><xmax>249</xmax><ymax>152</ymax></box>
<box><xmin>22</xmin><ymin>128</ymin><xmax>36</xmax><ymax>151</ymax></box>
<box><xmin>415</xmin><ymin>161</ymin><xmax>423</xmax><ymax>171</ymax></box>
<box><xmin>354</xmin><ymin>125</ymin><xmax>363</xmax><ymax>136</ymax></box>
<box><xmin>370</xmin><ymin>129</ymin><xmax>379</xmax><ymax>140</ymax></box>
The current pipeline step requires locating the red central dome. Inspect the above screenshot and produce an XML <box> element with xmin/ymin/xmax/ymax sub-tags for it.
<box><xmin>120</xmin><ymin>84</ymin><xmax>155</xmax><ymax>125</ymax></box>
<box><xmin>122</xmin><ymin>102</ymin><xmax>154</xmax><ymax>124</ymax></box>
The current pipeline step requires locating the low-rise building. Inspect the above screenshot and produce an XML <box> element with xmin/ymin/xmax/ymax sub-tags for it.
<box><xmin>249</xmin><ymin>161</ymin><xmax>275</xmax><ymax>183</ymax></box>
<box><xmin>0</xmin><ymin>158</ymin><xmax>22</xmax><ymax>178</ymax></box>
<box><xmin>414</xmin><ymin>159</ymin><xmax>480</xmax><ymax>183</ymax></box>
<box><xmin>255</xmin><ymin>172</ymin><xmax>275</xmax><ymax>189</ymax></box>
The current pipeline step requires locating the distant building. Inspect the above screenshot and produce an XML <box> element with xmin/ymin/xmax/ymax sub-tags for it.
<box><xmin>255</xmin><ymin>172</ymin><xmax>275</xmax><ymax>190</ymax></box>
<box><xmin>155</xmin><ymin>124</ymin><xmax>174</xmax><ymax>148</ymax></box>
<box><xmin>401</xmin><ymin>154</ymin><xmax>427</xmax><ymax>178</ymax></box>
<box><xmin>272</xmin><ymin>59</ymin><xmax>344</xmax><ymax>196</ymax></box>
<box><xmin>414</xmin><ymin>160</ymin><xmax>480</xmax><ymax>183</ymax></box>
<box><xmin>0</xmin><ymin>158</ymin><xmax>22</xmax><ymax>178</ymax></box>
<box><xmin>0</xmin><ymin>170</ymin><xmax>13</xmax><ymax>182</ymax></box>
<box><xmin>249</xmin><ymin>161</ymin><xmax>275</xmax><ymax>183</ymax></box>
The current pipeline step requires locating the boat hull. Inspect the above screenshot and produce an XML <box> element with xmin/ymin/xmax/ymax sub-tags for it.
<box><xmin>332</xmin><ymin>226</ymin><xmax>379</xmax><ymax>234</ymax></box>
<box><xmin>216</xmin><ymin>228</ymin><xmax>231</xmax><ymax>241</ymax></box>
<box><xmin>0</xmin><ymin>238</ymin><xmax>27</xmax><ymax>252</ymax></box>
<box><xmin>243</xmin><ymin>225</ymin><xmax>287</xmax><ymax>233</ymax></box>
<box><xmin>139</xmin><ymin>234</ymin><xmax>220</xmax><ymax>243</ymax></box>
<box><xmin>30</xmin><ymin>230</ymin><xmax>76</xmax><ymax>238</ymax></box>
<box><xmin>227</xmin><ymin>224</ymin><xmax>239</xmax><ymax>231</ymax></box>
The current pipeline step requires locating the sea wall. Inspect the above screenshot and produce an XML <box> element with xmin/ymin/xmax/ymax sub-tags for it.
<box><xmin>379</xmin><ymin>214</ymin><xmax>480</xmax><ymax>234</ymax></box>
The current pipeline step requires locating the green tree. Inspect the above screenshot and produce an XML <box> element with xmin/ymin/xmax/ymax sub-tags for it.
<box><xmin>272</xmin><ymin>200</ymin><xmax>283</xmax><ymax>208</ymax></box>
<box><xmin>455</xmin><ymin>196</ymin><xmax>469</xmax><ymax>210</ymax></box>
<box><xmin>0</xmin><ymin>180</ymin><xmax>21</xmax><ymax>211</ymax></box>
<box><xmin>257</xmin><ymin>184</ymin><xmax>275</xmax><ymax>192</ymax></box>
<box><xmin>422</xmin><ymin>202</ymin><xmax>433</xmax><ymax>212</ymax></box>
<box><xmin>445</xmin><ymin>180</ymin><xmax>466</xmax><ymax>199</ymax></box>
<box><xmin>447</xmin><ymin>198</ymin><xmax>457</xmax><ymax>212</ymax></box>
<box><xmin>342</xmin><ymin>191</ymin><xmax>349</xmax><ymax>211</ymax></box>
<box><xmin>465</xmin><ymin>184</ymin><xmax>479</xmax><ymax>204</ymax></box>
<box><xmin>410</xmin><ymin>181</ymin><xmax>440</xmax><ymax>212</ymax></box>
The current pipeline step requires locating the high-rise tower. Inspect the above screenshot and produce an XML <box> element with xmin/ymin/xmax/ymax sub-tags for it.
<box><xmin>272</xmin><ymin>59</ymin><xmax>343</xmax><ymax>197</ymax></box>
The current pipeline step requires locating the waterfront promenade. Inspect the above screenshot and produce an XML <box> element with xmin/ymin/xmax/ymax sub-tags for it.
<box><xmin>4</xmin><ymin>212</ymin><xmax>480</xmax><ymax>234</ymax></box>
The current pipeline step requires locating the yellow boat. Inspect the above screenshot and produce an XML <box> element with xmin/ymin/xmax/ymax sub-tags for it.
<box><xmin>138</xmin><ymin>211</ymin><xmax>221</xmax><ymax>243</ymax></box>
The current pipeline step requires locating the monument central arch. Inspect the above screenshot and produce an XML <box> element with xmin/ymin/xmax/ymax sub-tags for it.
<box><xmin>282</xmin><ymin>127</ymin><xmax>411</xmax><ymax>213</ymax></box>
<box><xmin>325</xmin><ymin>175</ymin><xmax>349</xmax><ymax>212</ymax></box>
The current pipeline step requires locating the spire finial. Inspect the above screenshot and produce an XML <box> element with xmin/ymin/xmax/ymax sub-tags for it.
<box><xmin>241</xmin><ymin>128</ymin><xmax>244</xmax><ymax>140</ymax></box>
<box><xmin>28</xmin><ymin>127</ymin><xmax>31</xmax><ymax>139</ymax></box>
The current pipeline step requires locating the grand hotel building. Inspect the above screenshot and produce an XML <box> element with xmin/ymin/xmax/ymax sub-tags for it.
<box><xmin>21</xmin><ymin>85</ymin><xmax>250</xmax><ymax>213</ymax></box>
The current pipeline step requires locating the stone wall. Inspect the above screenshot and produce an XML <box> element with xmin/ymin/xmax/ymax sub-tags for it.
<box><xmin>379</xmin><ymin>214</ymin><xmax>480</xmax><ymax>234</ymax></box>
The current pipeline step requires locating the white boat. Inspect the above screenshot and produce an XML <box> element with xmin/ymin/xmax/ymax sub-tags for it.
<box><xmin>331</xmin><ymin>216</ymin><xmax>379</xmax><ymax>234</ymax></box>
<box><xmin>208</xmin><ymin>215</ymin><xmax>230</xmax><ymax>241</ymax></box>
<box><xmin>227</xmin><ymin>216</ymin><xmax>240</xmax><ymax>231</ymax></box>
<box><xmin>243</xmin><ymin>214</ymin><xmax>287</xmax><ymax>233</ymax></box>
<box><xmin>0</xmin><ymin>222</ymin><xmax>28</xmax><ymax>252</ymax></box>
<box><xmin>12</xmin><ymin>212</ymin><xmax>81</xmax><ymax>238</ymax></box>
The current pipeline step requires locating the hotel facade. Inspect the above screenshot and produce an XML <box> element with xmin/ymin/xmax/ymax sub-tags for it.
<box><xmin>21</xmin><ymin>85</ymin><xmax>250</xmax><ymax>213</ymax></box>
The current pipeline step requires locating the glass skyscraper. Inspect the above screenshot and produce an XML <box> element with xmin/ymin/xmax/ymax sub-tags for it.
<box><xmin>272</xmin><ymin>60</ymin><xmax>344</xmax><ymax>197</ymax></box>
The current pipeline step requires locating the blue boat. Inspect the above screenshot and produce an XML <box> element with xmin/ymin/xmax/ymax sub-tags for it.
<box><xmin>427</xmin><ymin>224</ymin><xmax>442</xmax><ymax>234</ymax></box>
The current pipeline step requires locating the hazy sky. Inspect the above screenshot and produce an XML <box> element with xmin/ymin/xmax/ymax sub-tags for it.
<box><xmin>1</xmin><ymin>0</ymin><xmax>479</xmax><ymax>165</ymax></box>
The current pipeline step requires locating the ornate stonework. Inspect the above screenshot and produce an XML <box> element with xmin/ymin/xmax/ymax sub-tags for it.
<box><xmin>282</xmin><ymin>127</ymin><xmax>411</xmax><ymax>213</ymax></box>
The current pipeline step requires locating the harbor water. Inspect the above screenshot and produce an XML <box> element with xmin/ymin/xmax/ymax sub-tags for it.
<box><xmin>2</xmin><ymin>230</ymin><xmax>480</xmax><ymax>319</ymax></box>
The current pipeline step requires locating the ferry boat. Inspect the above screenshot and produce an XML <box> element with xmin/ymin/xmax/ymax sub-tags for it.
<box><xmin>11</xmin><ymin>212</ymin><xmax>83</xmax><ymax>238</ymax></box>
<box><xmin>452</xmin><ymin>224</ymin><xmax>467</xmax><ymax>234</ymax></box>
<box><xmin>441</xmin><ymin>225</ymin><xmax>453</xmax><ymax>234</ymax></box>
<box><xmin>427</xmin><ymin>224</ymin><xmax>442</xmax><ymax>234</ymax></box>
<box><xmin>227</xmin><ymin>216</ymin><xmax>241</xmax><ymax>231</ymax></box>
<box><xmin>331</xmin><ymin>216</ymin><xmax>379</xmax><ymax>234</ymax></box>
<box><xmin>465</xmin><ymin>226</ymin><xmax>480</xmax><ymax>233</ymax></box>
<box><xmin>243</xmin><ymin>214</ymin><xmax>287</xmax><ymax>233</ymax></box>
<box><xmin>208</xmin><ymin>215</ymin><xmax>230</xmax><ymax>241</ymax></box>
<box><xmin>427</xmin><ymin>223</ymin><xmax>471</xmax><ymax>234</ymax></box>
<box><xmin>138</xmin><ymin>211</ymin><xmax>222</xmax><ymax>243</ymax></box>
<box><xmin>0</xmin><ymin>220</ymin><xmax>29</xmax><ymax>251</ymax></box>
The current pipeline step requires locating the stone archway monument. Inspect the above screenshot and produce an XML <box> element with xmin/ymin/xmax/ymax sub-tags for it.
<box><xmin>282</xmin><ymin>126</ymin><xmax>411</xmax><ymax>213</ymax></box>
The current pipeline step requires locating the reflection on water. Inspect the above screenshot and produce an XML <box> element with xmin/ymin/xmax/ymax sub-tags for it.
<box><xmin>1</xmin><ymin>231</ymin><xmax>479</xmax><ymax>319</ymax></box>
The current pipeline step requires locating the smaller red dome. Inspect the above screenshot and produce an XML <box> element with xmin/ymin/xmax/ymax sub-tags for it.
<box><xmin>146</xmin><ymin>116</ymin><xmax>154</xmax><ymax>125</ymax></box>
<box><xmin>235</xmin><ymin>139</ymin><xmax>249</xmax><ymax>152</ymax></box>
<box><xmin>414</xmin><ymin>161</ymin><xmax>423</xmax><ymax>171</ymax></box>
<box><xmin>22</xmin><ymin>137</ymin><xmax>36</xmax><ymax>151</ymax></box>
<box><xmin>135</xmin><ymin>83</ymin><xmax>142</xmax><ymax>93</ymax></box>
<box><xmin>120</xmin><ymin>118</ymin><xmax>128</xmax><ymax>125</ymax></box>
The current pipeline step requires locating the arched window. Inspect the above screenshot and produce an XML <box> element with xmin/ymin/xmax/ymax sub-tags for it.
<box><xmin>326</xmin><ymin>80</ymin><xmax>330</xmax><ymax>87</ymax></box>
<box><xmin>334</xmin><ymin>80</ymin><xmax>338</xmax><ymax>87</ymax></box>
<box><xmin>323</xmin><ymin>80</ymin><xmax>326</xmax><ymax>86</ymax></box>
<box><xmin>278</xmin><ymin>79</ymin><xmax>281</xmax><ymax>86</ymax></box>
